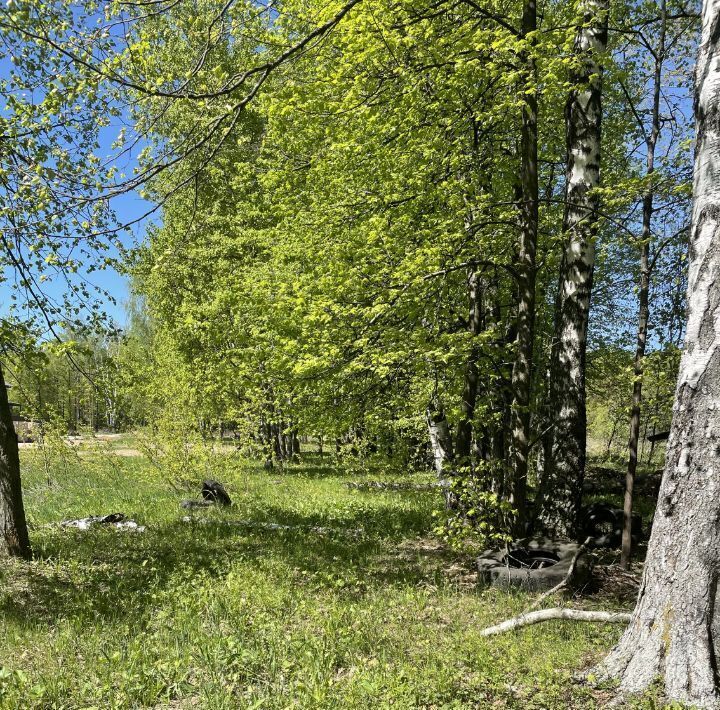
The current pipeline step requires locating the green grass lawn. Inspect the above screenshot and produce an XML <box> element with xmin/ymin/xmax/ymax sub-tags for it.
<box><xmin>0</xmin><ymin>446</ymin><xmax>655</xmax><ymax>709</ymax></box>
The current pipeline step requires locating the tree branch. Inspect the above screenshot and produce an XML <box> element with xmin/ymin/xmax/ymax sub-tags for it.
<box><xmin>479</xmin><ymin>608</ymin><xmax>632</xmax><ymax>637</ymax></box>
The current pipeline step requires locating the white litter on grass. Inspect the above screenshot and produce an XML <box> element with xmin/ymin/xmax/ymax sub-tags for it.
<box><xmin>57</xmin><ymin>514</ymin><xmax>146</xmax><ymax>533</ymax></box>
<box><xmin>345</xmin><ymin>481</ymin><xmax>442</xmax><ymax>491</ymax></box>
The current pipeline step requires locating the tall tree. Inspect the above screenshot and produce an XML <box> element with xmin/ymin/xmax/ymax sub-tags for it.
<box><xmin>620</xmin><ymin>0</ymin><xmax>667</xmax><ymax>569</ymax></box>
<box><xmin>536</xmin><ymin>0</ymin><xmax>609</xmax><ymax>537</ymax></box>
<box><xmin>0</xmin><ymin>1</ymin><xmax>125</xmax><ymax>556</ymax></box>
<box><xmin>599</xmin><ymin>0</ymin><xmax>720</xmax><ymax>703</ymax></box>
<box><xmin>509</xmin><ymin>0</ymin><xmax>539</xmax><ymax>534</ymax></box>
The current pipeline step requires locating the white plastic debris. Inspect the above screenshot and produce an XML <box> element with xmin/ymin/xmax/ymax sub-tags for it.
<box><xmin>59</xmin><ymin>513</ymin><xmax>146</xmax><ymax>533</ymax></box>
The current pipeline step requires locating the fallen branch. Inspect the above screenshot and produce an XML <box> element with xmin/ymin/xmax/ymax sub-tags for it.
<box><xmin>529</xmin><ymin>536</ymin><xmax>592</xmax><ymax>610</ymax></box>
<box><xmin>479</xmin><ymin>608</ymin><xmax>632</xmax><ymax>637</ymax></box>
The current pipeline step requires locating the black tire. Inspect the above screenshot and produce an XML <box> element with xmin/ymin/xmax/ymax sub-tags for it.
<box><xmin>582</xmin><ymin>502</ymin><xmax>642</xmax><ymax>548</ymax></box>
<box><xmin>201</xmin><ymin>480</ymin><xmax>232</xmax><ymax>506</ymax></box>
<box><xmin>477</xmin><ymin>537</ymin><xmax>592</xmax><ymax>592</ymax></box>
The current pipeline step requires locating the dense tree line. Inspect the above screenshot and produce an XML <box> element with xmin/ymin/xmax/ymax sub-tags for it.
<box><xmin>0</xmin><ymin>0</ymin><xmax>695</xmax><ymax>556</ymax></box>
<box><xmin>123</xmin><ymin>0</ymin><xmax>694</xmax><ymax>542</ymax></box>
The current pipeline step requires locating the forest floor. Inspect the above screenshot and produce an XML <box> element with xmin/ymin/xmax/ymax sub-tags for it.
<box><xmin>0</xmin><ymin>440</ymin><xmax>663</xmax><ymax>709</ymax></box>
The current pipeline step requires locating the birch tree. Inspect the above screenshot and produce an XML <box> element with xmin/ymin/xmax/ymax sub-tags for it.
<box><xmin>535</xmin><ymin>0</ymin><xmax>608</xmax><ymax>537</ymax></box>
<box><xmin>598</xmin><ymin>1</ymin><xmax>720</xmax><ymax>703</ymax></box>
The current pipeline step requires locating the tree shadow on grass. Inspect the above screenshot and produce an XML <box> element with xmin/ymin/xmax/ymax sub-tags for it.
<box><xmin>250</xmin><ymin>453</ymin><xmax>425</xmax><ymax>480</ymax></box>
<box><xmin>0</xmin><ymin>501</ymin><xmax>466</xmax><ymax>630</ymax></box>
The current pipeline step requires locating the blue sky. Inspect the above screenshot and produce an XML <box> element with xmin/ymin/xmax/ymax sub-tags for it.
<box><xmin>0</xmin><ymin>165</ymin><xmax>153</xmax><ymax>331</ymax></box>
<box><xmin>0</xmin><ymin>15</ymin><xmax>156</xmax><ymax>333</ymax></box>
<box><xmin>0</xmin><ymin>103</ymin><xmax>154</xmax><ymax>331</ymax></box>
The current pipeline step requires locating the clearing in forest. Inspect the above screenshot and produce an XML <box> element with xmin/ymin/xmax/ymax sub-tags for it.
<box><xmin>0</xmin><ymin>445</ymin><xmax>644</xmax><ymax>709</ymax></box>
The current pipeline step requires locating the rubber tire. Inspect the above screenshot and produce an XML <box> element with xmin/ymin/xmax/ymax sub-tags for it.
<box><xmin>476</xmin><ymin>537</ymin><xmax>592</xmax><ymax>592</ymax></box>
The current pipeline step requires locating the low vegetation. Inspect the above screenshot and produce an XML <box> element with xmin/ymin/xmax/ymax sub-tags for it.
<box><xmin>0</xmin><ymin>441</ymin><xmax>650</xmax><ymax>709</ymax></box>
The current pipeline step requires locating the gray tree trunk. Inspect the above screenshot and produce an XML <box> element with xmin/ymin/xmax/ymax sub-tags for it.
<box><xmin>509</xmin><ymin>0</ymin><xmax>539</xmax><ymax>535</ymax></box>
<box><xmin>621</xmin><ymin>0</ymin><xmax>666</xmax><ymax>570</ymax></box>
<box><xmin>598</xmin><ymin>4</ymin><xmax>720</xmax><ymax>703</ymax></box>
<box><xmin>272</xmin><ymin>422</ymin><xmax>282</xmax><ymax>460</ymax></box>
<box><xmin>292</xmin><ymin>429</ymin><xmax>301</xmax><ymax>461</ymax></box>
<box><xmin>455</xmin><ymin>271</ymin><xmax>483</xmax><ymax>467</ymax></box>
<box><xmin>0</xmin><ymin>362</ymin><xmax>31</xmax><ymax>559</ymax></box>
<box><xmin>536</xmin><ymin>0</ymin><xmax>608</xmax><ymax>538</ymax></box>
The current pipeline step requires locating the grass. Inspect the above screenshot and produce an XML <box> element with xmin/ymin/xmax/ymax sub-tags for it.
<box><xmin>0</xmin><ymin>442</ymin><xmax>657</xmax><ymax>709</ymax></box>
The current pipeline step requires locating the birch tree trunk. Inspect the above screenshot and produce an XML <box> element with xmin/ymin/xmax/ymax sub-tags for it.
<box><xmin>598</xmin><ymin>4</ymin><xmax>720</xmax><ymax>703</ymax></box>
<box><xmin>0</xmin><ymin>362</ymin><xmax>31</xmax><ymax>559</ymax></box>
<box><xmin>292</xmin><ymin>429</ymin><xmax>301</xmax><ymax>461</ymax></box>
<box><xmin>621</xmin><ymin>0</ymin><xmax>666</xmax><ymax>570</ymax></box>
<box><xmin>536</xmin><ymin>0</ymin><xmax>608</xmax><ymax>538</ymax></box>
<box><xmin>426</xmin><ymin>399</ymin><xmax>457</xmax><ymax>509</ymax></box>
<box><xmin>509</xmin><ymin>0</ymin><xmax>539</xmax><ymax>535</ymax></box>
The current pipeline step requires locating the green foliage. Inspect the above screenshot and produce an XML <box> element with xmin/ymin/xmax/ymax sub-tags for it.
<box><xmin>0</xmin><ymin>1</ymin><xmax>128</xmax><ymax>335</ymax></box>
<box><xmin>7</xmin><ymin>330</ymin><xmax>128</xmax><ymax>433</ymax></box>
<box><xmin>586</xmin><ymin>346</ymin><xmax>680</xmax><ymax>460</ymax></box>
<box><xmin>0</xmin><ymin>0</ymin><xmax>697</xmax><ymax>548</ymax></box>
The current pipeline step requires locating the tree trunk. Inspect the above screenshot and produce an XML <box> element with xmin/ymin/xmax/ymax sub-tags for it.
<box><xmin>489</xmin><ymin>299</ymin><xmax>514</xmax><ymax>496</ymax></box>
<box><xmin>279</xmin><ymin>423</ymin><xmax>290</xmax><ymax>461</ymax></box>
<box><xmin>604</xmin><ymin>417</ymin><xmax>618</xmax><ymax>460</ymax></box>
<box><xmin>272</xmin><ymin>422</ymin><xmax>282</xmax><ymax>460</ymax></box>
<box><xmin>536</xmin><ymin>0</ymin><xmax>608</xmax><ymax>538</ymax></box>
<box><xmin>598</xmin><ymin>5</ymin><xmax>720</xmax><ymax>703</ymax></box>
<box><xmin>291</xmin><ymin>428</ymin><xmax>301</xmax><ymax>462</ymax></box>
<box><xmin>621</xmin><ymin>0</ymin><xmax>666</xmax><ymax>570</ymax></box>
<box><xmin>0</xmin><ymin>362</ymin><xmax>31</xmax><ymax>559</ymax></box>
<box><xmin>455</xmin><ymin>271</ymin><xmax>483</xmax><ymax>467</ymax></box>
<box><xmin>426</xmin><ymin>399</ymin><xmax>457</xmax><ymax>509</ymax></box>
<box><xmin>509</xmin><ymin>0</ymin><xmax>539</xmax><ymax>535</ymax></box>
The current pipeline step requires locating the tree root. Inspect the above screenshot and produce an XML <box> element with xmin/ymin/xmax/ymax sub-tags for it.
<box><xmin>479</xmin><ymin>608</ymin><xmax>632</xmax><ymax>637</ymax></box>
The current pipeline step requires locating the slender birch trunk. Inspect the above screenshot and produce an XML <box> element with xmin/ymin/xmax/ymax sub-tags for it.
<box><xmin>509</xmin><ymin>0</ymin><xmax>539</xmax><ymax>535</ymax></box>
<box><xmin>426</xmin><ymin>399</ymin><xmax>457</xmax><ymax>509</ymax></box>
<box><xmin>292</xmin><ymin>429</ymin><xmax>301</xmax><ymax>461</ymax></box>
<box><xmin>621</xmin><ymin>0</ymin><xmax>666</xmax><ymax>570</ymax></box>
<box><xmin>536</xmin><ymin>0</ymin><xmax>608</xmax><ymax>538</ymax></box>
<box><xmin>0</xmin><ymin>362</ymin><xmax>31</xmax><ymax>559</ymax></box>
<box><xmin>598</xmin><ymin>4</ymin><xmax>720</xmax><ymax>702</ymax></box>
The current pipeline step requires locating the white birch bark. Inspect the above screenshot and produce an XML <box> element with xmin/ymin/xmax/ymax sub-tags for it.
<box><xmin>598</xmin><ymin>3</ymin><xmax>720</xmax><ymax>704</ymax></box>
<box><xmin>536</xmin><ymin>0</ymin><xmax>608</xmax><ymax>537</ymax></box>
<box><xmin>426</xmin><ymin>401</ymin><xmax>457</xmax><ymax>509</ymax></box>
